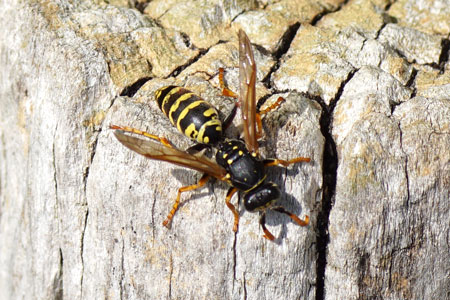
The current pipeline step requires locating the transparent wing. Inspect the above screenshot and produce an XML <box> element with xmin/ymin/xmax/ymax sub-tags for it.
<box><xmin>113</xmin><ymin>131</ymin><xmax>227</xmax><ymax>180</ymax></box>
<box><xmin>238</xmin><ymin>29</ymin><xmax>258</xmax><ymax>153</ymax></box>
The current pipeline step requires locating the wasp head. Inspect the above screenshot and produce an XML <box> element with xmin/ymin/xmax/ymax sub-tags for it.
<box><xmin>243</xmin><ymin>182</ymin><xmax>281</xmax><ymax>212</ymax></box>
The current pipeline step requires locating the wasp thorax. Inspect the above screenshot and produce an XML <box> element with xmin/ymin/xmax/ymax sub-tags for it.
<box><xmin>216</xmin><ymin>139</ymin><xmax>265</xmax><ymax>191</ymax></box>
<box><xmin>243</xmin><ymin>182</ymin><xmax>281</xmax><ymax>212</ymax></box>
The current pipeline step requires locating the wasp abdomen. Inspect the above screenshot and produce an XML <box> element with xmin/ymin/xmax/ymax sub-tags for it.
<box><xmin>155</xmin><ymin>86</ymin><xmax>222</xmax><ymax>145</ymax></box>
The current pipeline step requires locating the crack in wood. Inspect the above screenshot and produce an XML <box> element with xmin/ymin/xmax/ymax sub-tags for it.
<box><xmin>168</xmin><ymin>254</ymin><xmax>173</xmax><ymax>299</ymax></box>
<box><xmin>79</xmin><ymin>208</ymin><xmax>89</xmax><ymax>298</ymax></box>
<box><xmin>120</xmin><ymin>238</ymin><xmax>125</xmax><ymax>300</ymax></box>
<box><xmin>262</xmin><ymin>23</ymin><xmax>301</xmax><ymax>89</ymax></box>
<box><xmin>438</xmin><ymin>38</ymin><xmax>450</xmax><ymax>73</ymax></box>
<box><xmin>397</xmin><ymin>123</ymin><xmax>411</xmax><ymax>208</ymax></box>
<box><xmin>54</xmin><ymin>248</ymin><xmax>64</xmax><ymax>300</ymax></box>
<box><xmin>120</xmin><ymin>76</ymin><xmax>152</xmax><ymax>97</ymax></box>
<box><xmin>314</xmin><ymin>70</ymin><xmax>356</xmax><ymax>300</ymax></box>
<box><xmin>232</xmin><ymin>226</ymin><xmax>238</xmax><ymax>285</ymax></box>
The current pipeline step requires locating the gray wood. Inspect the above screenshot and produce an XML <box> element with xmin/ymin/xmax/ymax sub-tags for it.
<box><xmin>1</xmin><ymin>1</ymin><xmax>448</xmax><ymax>300</ymax></box>
<box><xmin>328</xmin><ymin>67</ymin><xmax>449</xmax><ymax>300</ymax></box>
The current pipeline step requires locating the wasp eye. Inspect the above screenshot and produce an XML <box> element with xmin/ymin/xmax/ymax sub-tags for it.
<box><xmin>243</xmin><ymin>182</ymin><xmax>281</xmax><ymax>212</ymax></box>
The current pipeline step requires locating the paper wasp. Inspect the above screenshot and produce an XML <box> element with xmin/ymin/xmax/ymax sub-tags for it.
<box><xmin>111</xmin><ymin>29</ymin><xmax>310</xmax><ymax>240</ymax></box>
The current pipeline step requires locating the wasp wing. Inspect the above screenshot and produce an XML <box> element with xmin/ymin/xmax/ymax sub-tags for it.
<box><xmin>238</xmin><ymin>29</ymin><xmax>258</xmax><ymax>153</ymax></box>
<box><xmin>113</xmin><ymin>130</ymin><xmax>227</xmax><ymax>180</ymax></box>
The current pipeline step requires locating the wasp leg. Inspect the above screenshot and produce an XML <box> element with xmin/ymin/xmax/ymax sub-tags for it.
<box><xmin>264</xmin><ymin>157</ymin><xmax>311</xmax><ymax>167</ymax></box>
<box><xmin>206</xmin><ymin>67</ymin><xmax>240</xmax><ymax>139</ymax></box>
<box><xmin>219</xmin><ymin>67</ymin><xmax>239</xmax><ymax>131</ymax></box>
<box><xmin>222</xmin><ymin>101</ymin><xmax>238</xmax><ymax>131</ymax></box>
<box><xmin>219</xmin><ymin>67</ymin><xmax>239</xmax><ymax>99</ymax></box>
<box><xmin>110</xmin><ymin>125</ymin><xmax>173</xmax><ymax>148</ymax></box>
<box><xmin>162</xmin><ymin>174</ymin><xmax>210</xmax><ymax>228</ymax></box>
<box><xmin>259</xmin><ymin>212</ymin><xmax>275</xmax><ymax>240</ymax></box>
<box><xmin>186</xmin><ymin>143</ymin><xmax>210</xmax><ymax>154</ymax></box>
<box><xmin>225</xmin><ymin>187</ymin><xmax>240</xmax><ymax>232</ymax></box>
<box><xmin>272</xmin><ymin>206</ymin><xmax>309</xmax><ymax>227</ymax></box>
<box><xmin>255</xmin><ymin>96</ymin><xmax>285</xmax><ymax>139</ymax></box>
<box><xmin>257</xmin><ymin>96</ymin><xmax>285</xmax><ymax>115</ymax></box>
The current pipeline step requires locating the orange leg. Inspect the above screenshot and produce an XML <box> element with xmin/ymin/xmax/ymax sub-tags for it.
<box><xmin>264</xmin><ymin>157</ymin><xmax>311</xmax><ymax>167</ymax></box>
<box><xmin>255</xmin><ymin>96</ymin><xmax>285</xmax><ymax>139</ymax></box>
<box><xmin>260</xmin><ymin>207</ymin><xmax>309</xmax><ymax>241</ymax></box>
<box><xmin>218</xmin><ymin>68</ymin><xmax>239</xmax><ymax>131</ymax></box>
<box><xmin>110</xmin><ymin>125</ymin><xmax>173</xmax><ymax>148</ymax></box>
<box><xmin>259</xmin><ymin>212</ymin><xmax>275</xmax><ymax>240</ymax></box>
<box><xmin>224</xmin><ymin>187</ymin><xmax>240</xmax><ymax>232</ymax></box>
<box><xmin>219</xmin><ymin>69</ymin><xmax>284</xmax><ymax>140</ymax></box>
<box><xmin>272</xmin><ymin>206</ymin><xmax>309</xmax><ymax>227</ymax></box>
<box><xmin>258</xmin><ymin>96</ymin><xmax>285</xmax><ymax>116</ymax></box>
<box><xmin>162</xmin><ymin>174</ymin><xmax>210</xmax><ymax>228</ymax></box>
<box><xmin>219</xmin><ymin>68</ymin><xmax>239</xmax><ymax>99</ymax></box>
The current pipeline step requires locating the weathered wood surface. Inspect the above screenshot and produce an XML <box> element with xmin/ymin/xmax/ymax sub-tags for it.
<box><xmin>0</xmin><ymin>1</ymin><xmax>448</xmax><ymax>300</ymax></box>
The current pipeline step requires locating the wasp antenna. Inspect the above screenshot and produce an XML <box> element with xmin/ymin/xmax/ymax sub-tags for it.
<box><xmin>259</xmin><ymin>212</ymin><xmax>275</xmax><ymax>240</ymax></box>
<box><xmin>272</xmin><ymin>206</ymin><xmax>309</xmax><ymax>227</ymax></box>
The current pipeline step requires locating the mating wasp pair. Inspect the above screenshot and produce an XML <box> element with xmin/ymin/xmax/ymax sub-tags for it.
<box><xmin>110</xmin><ymin>29</ymin><xmax>310</xmax><ymax>240</ymax></box>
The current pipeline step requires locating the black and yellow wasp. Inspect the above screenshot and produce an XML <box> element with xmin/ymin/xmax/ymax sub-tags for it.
<box><xmin>110</xmin><ymin>29</ymin><xmax>310</xmax><ymax>240</ymax></box>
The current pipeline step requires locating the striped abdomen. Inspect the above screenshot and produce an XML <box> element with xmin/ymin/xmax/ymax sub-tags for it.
<box><xmin>154</xmin><ymin>86</ymin><xmax>222</xmax><ymax>145</ymax></box>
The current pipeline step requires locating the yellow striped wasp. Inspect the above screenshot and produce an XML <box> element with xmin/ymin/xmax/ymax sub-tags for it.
<box><xmin>111</xmin><ymin>29</ymin><xmax>310</xmax><ymax>240</ymax></box>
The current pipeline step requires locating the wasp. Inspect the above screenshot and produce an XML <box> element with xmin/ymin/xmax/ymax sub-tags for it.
<box><xmin>111</xmin><ymin>29</ymin><xmax>310</xmax><ymax>240</ymax></box>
